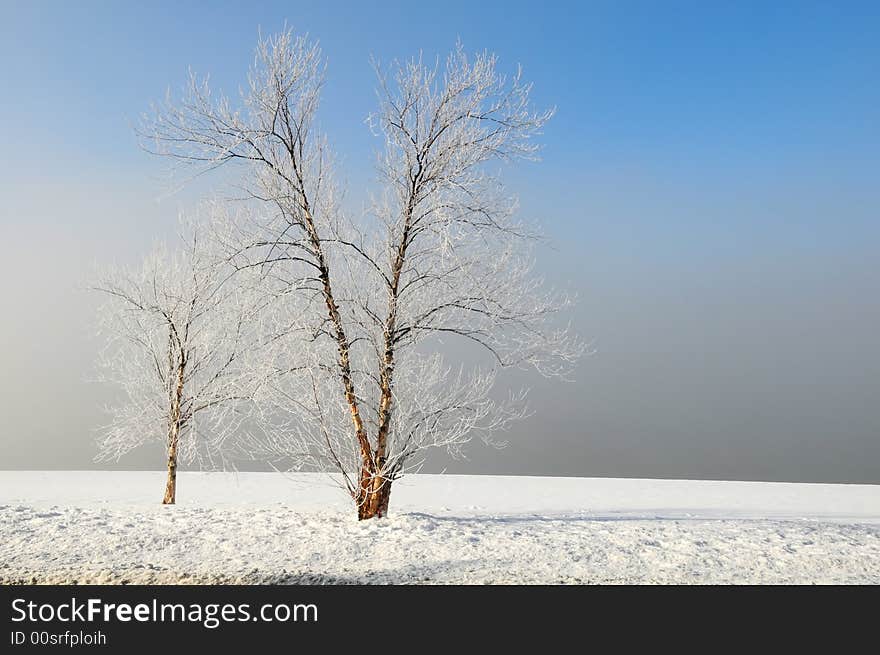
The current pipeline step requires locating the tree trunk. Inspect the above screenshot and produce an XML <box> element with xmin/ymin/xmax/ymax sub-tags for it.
<box><xmin>375</xmin><ymin>479</ymin><xmax>392</xmax><ymax>518</ymax></box>
<box><xmin>357</xmin><ymin>181</ymin><xmax>414</xmax><ymax>520</ymax></box>
<box><xmin>163</xmin><ymin>360</ymin><xmax>185</xmax><ymax>505</ymax></box>
<box><xmin>357</xmin><ymin>468</ymin><xmax>392</xmax><ymax>520</ymax></box>
<box><xmin>162</xmin><ymin>428</ymin><xmax>179</xmax><ymax>505</ymax></box>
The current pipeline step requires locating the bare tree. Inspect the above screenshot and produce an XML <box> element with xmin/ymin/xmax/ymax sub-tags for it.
<box><xmin>141</xmin><ymin>30</ymin><xmax>583</xmax><ymax>518</ymax></box>
<box><xmin>94</xmin><ymin>218</ymin><xmax>266</xmax><ymax>504</ymax></box>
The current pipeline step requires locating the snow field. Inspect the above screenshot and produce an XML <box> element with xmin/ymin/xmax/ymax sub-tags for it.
<box><xmin>2</xmin><ymin>472</ymin><xmax>878</xmax><ymax>584</ymax></box>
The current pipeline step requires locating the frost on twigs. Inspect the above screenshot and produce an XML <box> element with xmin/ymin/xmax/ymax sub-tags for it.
<box><xmin>92</xmin><ymin>215</ymin><xmax>271</xmax><ymax>502</ymax></box>
<box><xmin>138</xmin><ymin>29</ymin><xmax>585</xmax><ymax>517</ymax></box>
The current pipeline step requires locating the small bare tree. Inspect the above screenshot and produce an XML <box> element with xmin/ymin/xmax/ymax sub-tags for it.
<box><xmin>142</xmin><ymin>30</ymin><xmax>583</xmax><ymax>518</ymax></box>
<box><xmin>94</xmin><ymin>219</ymin><xmax>266</xmax><ymax>504</ymax></box>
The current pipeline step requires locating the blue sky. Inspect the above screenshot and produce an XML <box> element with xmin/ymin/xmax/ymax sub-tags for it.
<box><xmin>2</xmin><ymin>1</ymin><xmax>878</xmax><ymax>254</ymax></box>
<box><xmin>0</xmin><ymin>1</ymin><xmax>878</xmax><ymax>480</ymax></box>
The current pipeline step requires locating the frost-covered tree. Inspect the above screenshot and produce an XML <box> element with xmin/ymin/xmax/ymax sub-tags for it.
<box><xmin>141</xmin><ymin>30</ymin><xmax>583</xmax><ymax>518</ymax></box>
<box><xmin>94</xmin><ymin>219</ymin><xmax>266</xmax><ymax>504</ymax></box>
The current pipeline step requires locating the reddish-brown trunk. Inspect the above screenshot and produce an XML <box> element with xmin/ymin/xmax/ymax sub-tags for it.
<box><xmin>357</xmin><ymin>470</ymin><xmax>392</xmax><ymax>520</ymax></box>
<box><xmin>359</xmin><ymin>180</ymin><xmax>417</xmax><ymax>520</ymax></box>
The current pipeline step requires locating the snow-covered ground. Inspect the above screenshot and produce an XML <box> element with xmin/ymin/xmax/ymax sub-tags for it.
<box><xmin>1</xmin><ymin>471</ymin><xmax>879</xmax><ymax>584</ymax></box>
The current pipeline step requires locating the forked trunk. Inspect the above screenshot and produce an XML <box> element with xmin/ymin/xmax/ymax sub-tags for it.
<box><xmin>357</xmin><ymin>185</ymin><xmax>412</xmax><ymax>520</ymax></box>
<box><xmin>357</xmin><ymin>468</ymin><xmax>392</xmax><ymax>520</ymax></box>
